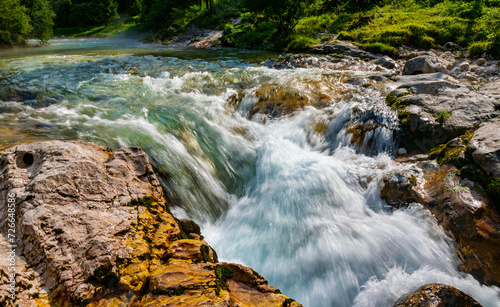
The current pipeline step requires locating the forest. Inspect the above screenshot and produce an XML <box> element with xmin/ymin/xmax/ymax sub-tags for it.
<box><xmin>0</xmin><ymin>0</ymin><xmax>499</xmax><ymax>57</ymax></box>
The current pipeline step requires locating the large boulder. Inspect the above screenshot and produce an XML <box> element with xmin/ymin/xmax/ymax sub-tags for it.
<box><xmin>394</xmin><ymin>284</ymin><xmax>482</xmax><ymax>306</ymax></box>
<box><xmin>386</xmin><ymin>76</ymin><xmax>498</xmax><ymax>153</ymax></box>
<box><xmin>469</xmin><ymin>120</ymin><xmax>500</xmax><ymax>179</ymax></box>
<box><xmin>0</xmin><ymin>140</ymin><xmax>301</xmax><ymax>307</ymax></box>
<box><xmin>403</xmin><ymin>55</ymin><xmax>449</xmax><ymax>75</ymax></box>
<box><xmin>382</xmin><ymin>158</ymin><xmax>500</xmax><ymax>286</ymax></box>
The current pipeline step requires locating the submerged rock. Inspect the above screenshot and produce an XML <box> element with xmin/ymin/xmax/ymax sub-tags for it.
<box><xmin>0</xmin><ymin>140</ymin><xmax>300</xmax><ymax>307</ymax></box>
<box><xmin>394</xmin><ymin>284</ymin><xmax>482</xmax><ymax>306</ymax></box>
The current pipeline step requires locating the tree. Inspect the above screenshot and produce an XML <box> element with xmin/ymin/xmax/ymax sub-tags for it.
<box><xmin>95</xmin><ymin>0</ymin><xmax>118</xmax><ymax>27</ymax></box>
<box><xmin>22</xmin><ymin>0</ymin><xmax>56</xmax><ymax>42</ymax></box>
<box><xmin>0</xmin><ymin>0</ymin><xmax>32</xmax><ymax>45</ymax></box>
<box><xmin>244</xmin><ymin>0</ymin><xmax>315</xmax><ymax>34</ymax></box>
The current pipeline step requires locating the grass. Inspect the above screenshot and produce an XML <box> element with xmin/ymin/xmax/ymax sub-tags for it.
<box><xmin>218</xmin><ymin>0</ymin><xmax>500</xmax><ymax>56</ymax></box>
<box><xmin>53</xmin><ymin>16</ymin><xmax>141</xmax><ymax>38</ymax></box>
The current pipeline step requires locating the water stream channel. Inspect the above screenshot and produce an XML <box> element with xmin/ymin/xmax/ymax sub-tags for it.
<box><xmin>0</xmin><ymin>39</ymin><xmax>499</xmax><ymax>306</ymax></box>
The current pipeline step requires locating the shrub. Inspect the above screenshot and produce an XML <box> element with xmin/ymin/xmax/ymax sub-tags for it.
<box><xmin>360</xmin><ymin>42</ymin><xmax>397</xmax><ymax>56</ymax></box>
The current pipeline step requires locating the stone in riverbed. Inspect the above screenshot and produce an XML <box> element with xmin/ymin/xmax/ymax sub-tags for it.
<box><xmin>393</xmin><ymin>284</ymin><xmax>482</xmax><ymax>306</ymax></box>
<box><xmin>403</xmin><ymin>55</ymin><xmax>449</xmax><ymax>75</ymax></box>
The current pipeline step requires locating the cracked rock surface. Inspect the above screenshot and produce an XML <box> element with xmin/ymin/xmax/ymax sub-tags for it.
<box><xmin>0</xmin><ymin>140</ymin><xmax>301</xmax><ymax>307</ymax></box>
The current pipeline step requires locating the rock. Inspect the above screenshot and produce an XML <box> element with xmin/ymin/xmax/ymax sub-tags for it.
<box><xmin>393</xmin><ymin>284</ymin><xmax>482</xmax><ymax>306</ymax></box>
<box><xmin>382</xmin><ymin>158</ymin><xmax>500</xmax><ymax>286</ymax></box>
<box><xmin>386</xmin><ymin>79</ymin><xmax>498</xmax><ymax>153</ymax></box>
<box><xmin>381</xmin><ymin>171</ymin><xmax>426</xmax><ymax>207</ymax></box>
<box><xmin>395</xmin><ymin>72</ymin><xmax>458</xmax><ymax>83</ymax></box>
<box><xmin>398</xmin><ymin>148</ymin><xmax>407</xmax><ymax>155</ymax></box>
<box><xmin>479</xmin><ymin>65</ymin><xmax>498</xmax><ymax>76</ymax></box>
<box><xmin>469</xmin><ymin>120</ymin><xmax>500</xmax><ymax>179</ymax></box>
<box><xmin>0</xmin><ymin>141</ymin><xmax>300</xmax><ymax>307</ymax></box>
<box><xmin>459</xmin><ymin>61</ymin><xmax>470</xmax><ymax>72</ymax></box>
<box><xmin>442</xmin><ymin>42</ymin><xmax>460</xmax><ymax>51</ymax></box>
<box><xmin>168</xmin><ymin>25</ymin><xmax>222</xmax><ymax>48</ymax></box>
<box><xmin>403</xmin><ymin>55</ymin><xmax>449</xmax><ymax>75</ymax></box>
<box><xmin>374</xmin><ymin>56</ymin><xmax>398</xmax><ymax>69</ymax></box>
<box><xmin>249</xmin><ymin>82</ymin><xmax>340</xmax><ymax>118</ymax></box>
<box><xmin>311</xmin><ymin>40</ymin><xmax>378</xmax><ymax>59</ymax></box>
<box><xmin>476</xmin><ymin>58</ymin><xmax>487</xmax><ymax>66</ymax></box>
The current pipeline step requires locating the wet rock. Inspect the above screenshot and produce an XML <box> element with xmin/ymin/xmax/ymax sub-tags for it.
<box><xmin>0</xmin><ymin>140</ymin><xmax>300</xmax><ymax>307</ymax></box>
<box><xmin>381</xmin><ymin>171</ymin><xmax>426</xmax><ymax>207</ymax></box>
<box><xmin>345</xmin><ymin>107</ymin><xmax>400</xmax><ymax>157</ymax></box>
<box><xmin>393</xmin><ymin>284</ymin><xmax>482</xmax><ymax>306</ymax></box>
<box><xmin>382</xmin><ymin>160</ymin><xmax>500</xmax><ymax>286</ymax></box>
<box><xmin>469</xmin><ymin>120</ymin><xmax>500</xmax><ymax>179</ymax></box>
<box><xmin>250</xmin><ymin>82</ymin><xmax>338</xmax><ymax>118</ymax></box>
<box><xmin>374</xmin><ymin>56</ymin><xmax>398</xmax><ymax>69</ymax></box>
<box><xmin>403</xmin><ymin>55</ymin><xmax>449</xmax><ymax>75</ymax></box>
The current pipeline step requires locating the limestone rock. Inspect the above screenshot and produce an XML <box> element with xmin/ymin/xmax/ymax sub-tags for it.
<box><xmin>403</xmin><ymin>55</ymin><xmax>449</xmax><ymax>75</ymax></box>
<box><xmin>470</xmin><ymin>121</ymin><xmax>500</xmax><ymax>180</ymax></box>
<box><xmin>386</xmin><ymin>78</ymin><xmax>498</xmax><ymax>153</ymax></box>
<box><xmin>0</xmin><ymin>140</ymin><xmax>300</xmax><ymax>307</ymax></box>
<box><xmin>394</xmin><ymin>284</ymin><xmax>482</xmax><ymax>306</ymax></box>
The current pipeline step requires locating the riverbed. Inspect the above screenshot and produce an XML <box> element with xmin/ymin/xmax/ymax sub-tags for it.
<box><xmin>1</xmin><ymin>38</ymin><xmax>499</xmax><ymax>306</ymax></box>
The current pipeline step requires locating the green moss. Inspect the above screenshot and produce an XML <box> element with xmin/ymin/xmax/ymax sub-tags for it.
<box><xmin>429</xmin><ymin>132</ymin><xmax>474</xmax><ymax>167</ymax></box>
<box><xmin>201</xmin><ymin>244</ymin><xmax>217</xmax><ymax>263</ymax></box>
<box><xmin>176</xmin><ymin>231</ymin><xmax>189</xmax><ymax>240</ymax></box>
<box><xmin>487</xmin><ymin>179</ymin><xmax>500</xmax><ymax>199</ymax></box>
<box><xmin>386</xmin><ymin>93</ymin><xmax>411</xmax><ymax>111</ymax></box>
<box><xmin>410</xmin><ymin>175</ymin><xmax>417</xmax><ymax>187</ymax></box>
<box><xmin>129</xmin><ymin>196</ymin><xmax>157</xmax><ymax>213</ymax></box>
<box><xmin>214</xmin><ymin>265</ymin><xmax>233</xmax><ymax>294</ymax></box>
<box><xmin>85</xmin><ymin>264</ymin><xmax>119</xmax><ymax>289</ymax></box>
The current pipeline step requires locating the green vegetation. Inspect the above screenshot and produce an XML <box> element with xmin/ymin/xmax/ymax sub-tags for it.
<box><xmin>214</xmin><ymin>265</ymin><xmax>233</xmax><ymax>294</ymax></box>
<box><xmin>53</xmin><ymin>16</ymin><xmax>140</xmax><ymax>38</ymax></box>
<box><xmin>429</xmin><ymin>132</ymin><xmax>500</xmax><ymax>210</ymax></box>
<box><xmin>436</xmin><ymin>110</ymin><xmax>452</xmax><ymax>124</ymax></box>
<box><xmin>1</xmin><ymin>0</ymin><xmax>500</xmax><ymax>56</ymax></box>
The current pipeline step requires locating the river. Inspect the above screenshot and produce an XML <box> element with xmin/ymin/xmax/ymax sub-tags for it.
<box><xmin>0</xmin><ymin>38</ymin><xmax>499</xmax><ymax>306</ymax></box>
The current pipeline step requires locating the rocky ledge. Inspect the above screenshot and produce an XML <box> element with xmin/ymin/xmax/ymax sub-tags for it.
<box><xmin>0</xmin><ymin>140</ymin><xmax>301</xmax><ymax>307</ymax></box>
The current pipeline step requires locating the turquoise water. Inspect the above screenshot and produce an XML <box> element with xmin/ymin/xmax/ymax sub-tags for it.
<box><xmin>1</xmin><ymin>38</ymin><xmax>499</xmax><ymax>306</ymax></box>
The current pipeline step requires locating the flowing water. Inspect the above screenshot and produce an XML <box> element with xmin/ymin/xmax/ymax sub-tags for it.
<box><xmin>1</xmin><ymin>39</ymin><xmax>499</xmax><ymax>306</ymax></box>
